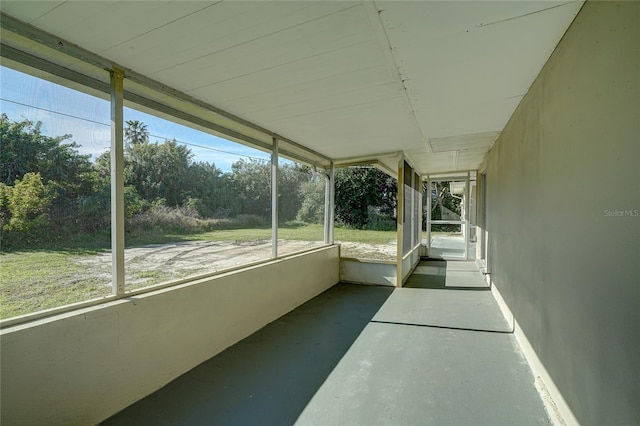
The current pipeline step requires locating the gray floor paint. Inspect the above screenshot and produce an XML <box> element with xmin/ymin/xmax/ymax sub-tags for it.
<box><xmin>103</xmin><ymin>260</ymin><xmax>551</xmax><ymax>426</ymax></box>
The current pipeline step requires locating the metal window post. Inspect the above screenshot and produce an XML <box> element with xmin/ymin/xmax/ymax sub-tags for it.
<box><xmin>411</xmin><ymin>171</ymin><xmax>416</xmax><ymax>248</ymax></box>
<box><xmin>110</xmin><ymin>67</ymin><xmax>125</xmax><ymax>295</ymax></box>
<box><xmin>417</xmin><ymin>175</ymin><xmax>423</xmax><ymax>249</ymax></box>
<box><xmin>464</xmin><ymin>171</ymin><xmax>471</xmax><ymax>260</ymax></box>
<box><xmin>405</xmin><ymin>172</ymin><xmax>415</xmax><ymax>248</ymax></box>
<box><xmin>396</xmin><ymin>157</ymin><xmax>404</xmax><ymax>288</ymax></box>
<box><xmin>271</xmin><ymin>138</ymin><xmax>278</xmax><ymax>258</ymax></box>
<box><xmin>426</xmin><ymin>178</ymin><xmax>432</xmax><ymax>248</ymax></box>
<box><xmin>324</xmin><ymin>163</ymin><xmax>335</xmax><ymax>245</ymax></box>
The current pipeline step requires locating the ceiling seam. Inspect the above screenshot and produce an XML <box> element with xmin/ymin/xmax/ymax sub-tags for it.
<box><xmin>267</xmin><ymin>93</ymin><xmax>406</xmax><ymax>122</ymax></box>
<box><xmin>365</xmin><ymin>1</ymin><xmax>426</xmax><ymax>145</ymax></box>
<box><xmin>99</xmin><ymin>1</ymin><xmax>224</xmax><ymax>53</ymax></box>
<box><xmin>185</xmin><ymin>38</ymin><xmax>372</xmax><ymax>92</ymax></box>
<box><xmin>475</xmin><ymin>1</ymin><xmax>579</xmax><ymax>29</ymax></box>
<box><xmin>29</xmin><ymin>1</ymin><xmax>66</xmax><ymax>24</ymax></box>
<box><xmin>211</xmin><ymin>63</ymin><xmax>386</xmax><ymax>106</ymax></box>
<box><xmin>230</xmin><ymin>77</ymin><xmax>403</xmax><ymax>116</ymax></box>
<box><xmin>411</xmin><ymin>1</ymin><xmax>583</xmax><ymax>45</ymax></box>
<box><xmin>149</xmin><ymin>3</ymin><xmax>361</xmax><ymax>76</ymax></box>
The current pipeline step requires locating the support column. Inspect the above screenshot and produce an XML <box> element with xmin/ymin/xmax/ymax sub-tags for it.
<box><xmin>271</xmin><ymin>138</ymin><xmax>278</xmax><ymax>258</ymax></box>
<box><xmin>410</xmin><ymin>171</ymin><xmax>416</xmax><ymax>248</ymax></box>
<box><xmin>110</xmin><ymin>67</ymin><xmax>125</xmax><ymax>295</ymax></box>
<box><xmin>426</xmin><ymin>177</ymin><xmax>431</xmax><ymax>249</ymax></box>
<box><xmin>396</xmin><ymin>157</ymin><xmax>404</xmax><ymax>288</ymax></box>
<box><xmin>464</xmin><ymin>171</ymin><xmax>471</xmax><ymax>260</ymax></box>
<box><xmin>417</xmin><ymin>175</ymin><xmax>423</xmax><ymax>249</ymax></box>
<box><xmin>324</xmin><ymin>163</ymin><xmax>335</xmax><ymax>245</ymax></box>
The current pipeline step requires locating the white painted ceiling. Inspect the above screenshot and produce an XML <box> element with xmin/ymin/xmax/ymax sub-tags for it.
<box><xmin>0</xmin><ymin>1</ymin><xmax>583</xmax><ymax>174</ymax></box>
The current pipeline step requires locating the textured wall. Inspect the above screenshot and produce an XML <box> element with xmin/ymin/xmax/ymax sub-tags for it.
<box><xmin>484</xmin><ymin>2</ymin><xmax>639</xmax><ymax>424</ymax></box>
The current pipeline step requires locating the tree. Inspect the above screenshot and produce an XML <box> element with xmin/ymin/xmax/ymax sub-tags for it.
<box><xmin>124</xmin><ymin>120</ymin><xmax>149</xmax><ymax>146</ymax></box>
<box><xmin>0</xmin><ymin>114</ymin><xmax>96</xmax><ymax>198</ymax></box>
<box><xmin>0</xmin><ymin>114</ymin><xmax>103</xmax><ymax>244</ymax></box>
<box><xmin>184</xmin><ymin>161</ymin><xmax>231</xmax><ymax>217</ymax></box>
<box><xmin>99</xmin><ymin>122</ymin><xmax>232</xmax><ymax>218</ymax></box>
<box><xmin>297</xmin><ymin>175</ymin><xmax>326</xmax><ymax>224</ymax></box>
<box><xmin>125</xmin><ymin>138</ymin><xmax>192</xmax><ymax>206</ymax></box>
<box><xmin>427</xmin><ymin>181</ymin><xmax>461</xmax><ymax>220</ymax></box>
<box><xmin>230</xmin><ymin>158</ymin><xmax>271</xmax><ymax>218</ymax></box>
<box><xmin>0</xmin><ymin>114</ymin><xmax>44</xmax><ymax>185</ymax></box>
<box><xmin>334</xmin><ymin>167</ymin><xmax>397</xmax><ymax>229</ymax></box>
<box><xmin>278</xmin><ymin>162</ymin><xmax>311</xmax><ymax>223</ymax></box>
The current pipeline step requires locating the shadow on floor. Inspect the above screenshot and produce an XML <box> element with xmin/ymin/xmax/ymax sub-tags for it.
<box><xmin>404</xmin><ymin>258</ymin><xmax>490</xmax><ymax>291</ymax></box>
<box><xmin>102</xmin><ymin>284</ymin><xmax>393</xmax><ymax>426</ymax></box>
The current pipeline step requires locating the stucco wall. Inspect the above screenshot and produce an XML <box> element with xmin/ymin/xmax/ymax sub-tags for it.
<box><xmin>484</xmin><ymin>2</ymin><xmax>639</xmax><ymax>424</ymax></box>
<box><xmin>340</xmin><ymin>258</ymin><xmax>397</xmax><ymax>286</ymax></box>
<box><xmin>339</xmin><ymin>245</ymin><xmax>419</xmax><ymax>287</ymax></box>
<box><xmin>401</xmin><ymin>246</ymin><xmax>421</xmax><ymax>283</ymax></box>
<box><xmin>0</xmin><ymin>246</ymin><xmax>340</xmax><ymax>425</ymax></box>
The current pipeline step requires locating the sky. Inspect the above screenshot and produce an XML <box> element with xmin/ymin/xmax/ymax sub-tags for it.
<box><xmin>0</xmin><ymin>66</ymin><xmax>271</xmax><ymax>172</ymax></box>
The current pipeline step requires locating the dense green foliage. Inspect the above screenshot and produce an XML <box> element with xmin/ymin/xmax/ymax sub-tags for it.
<box><xmin>1</xmin><ymin>114</ymin><xmax>100</xmax><ymax>244</ymax></box>
<box><xmin>1</xmin><ymin>173</ymin><xmax>54</xmax><ymax>234</ymax></box>
<box><xmin>0</xmin><ymin>117</ymin><xmax>324</xmax><ymax>248</ymax></box>
<box><xmin>334</xmin><ymin>167</ymin><xmax>397</xmax><ymax>230</ymax></box>
<box><xmin>0</xmin><ymin>115</ymin><xmax>399</xmax><ymax>249</ymax></box>
<box><xmin>296</xmin><ymin>177</ymin><xmax>326</xmax><ymax>224</ymax></box>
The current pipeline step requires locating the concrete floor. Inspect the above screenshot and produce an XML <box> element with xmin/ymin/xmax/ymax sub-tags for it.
<box><xmin>426</xmin><ymin>234</ymin><xmax>477</xmax><ymax>260</ymax></box>
<box><xmin>103</xmin><ymin>260</ymin><xmax>551</xmax><ymax>426</ymax></box>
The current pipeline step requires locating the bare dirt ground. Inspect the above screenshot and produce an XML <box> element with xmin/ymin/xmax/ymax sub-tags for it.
<box><xmin>75</xmin><ymin>239</ymin><xmax>396</xmax><ymax>290</ymax></box>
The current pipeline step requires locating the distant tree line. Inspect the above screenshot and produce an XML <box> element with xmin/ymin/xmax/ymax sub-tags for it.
<box><xmin>0</xmin><ymin>115</ymin><xmax>397</xmax><ymax>248</ymax></box>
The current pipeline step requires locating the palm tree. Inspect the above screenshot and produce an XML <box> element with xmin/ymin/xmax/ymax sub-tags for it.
<box><xmin>124</xmin><ymin>120</ymin><xmax>149</xmax><ymax>146</ymax></box>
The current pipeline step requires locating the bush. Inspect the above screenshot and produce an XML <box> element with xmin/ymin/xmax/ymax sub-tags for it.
<box><xmin>126</xmin><ymin>203</ymin><xmax>270</xmax><ymax>238</ymax></box>
<box><xmin>127</xmin><ymin>204</ymin><xmax>201</xmax><ymax>233</ymax></box>
<box><xmin>125</xmin><ymin>186</ymin><xmax>148</xmax><ymax>218</ymax></box>
<box><xmin>232</xmin><ymin>214</ymin><xmax>268</xmax><ymax>228</ymax></box>
<box><xmin>0</xmin><ymin>182</ymin><xmax>11</xmax><ymax>230</ymax></box>
<box><xmin>184</xmin><ymin>197</ymin><xmax>208</xmax><ymax>218</ymax></box>
<box><xmin>76</xmin><ymin>185</ymin><xmax>110</xmax><ymax>232</ymax></box>
<box><xmin>296</xmin><ymin>178</ymin><xmax>325</xmax><ymax>224</ymax></box>
<box><xmin>365</xmin><ymin>207</ymin><xmax>396</xmax><ymax>231</ymax></box>
<box><xmin>3</xmin><ymin>173</ymin><xmax>54</xmax><ymax>233</ymax></box>
<box><xmin>0</xmin><ymin>173</ymin><xmax>57</xmax><ymax>247</ymax></box>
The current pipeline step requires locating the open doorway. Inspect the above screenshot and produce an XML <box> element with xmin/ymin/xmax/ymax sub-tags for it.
<box><xmin>423</xmin><ymin>172</ymin><xmax>477</xmax><ymax>260</ymax></box>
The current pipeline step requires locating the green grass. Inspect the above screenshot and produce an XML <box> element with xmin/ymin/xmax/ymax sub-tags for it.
<box><xmin>125</xmin><ymin>223</ymin><xmax>396</xmax><ymax>246</ymax></box>
<box><xmin>127</xmin><ymin>270</ymin><xmax>174</xmax><ymax>290</ymax></box>
<box><xmin>0</xmin><ymin>223</ymin><xmax>397</xmax><ymax>319</ymax></box>
<box><xmin>0</xmin><ymin>251</ymin><xmax>111</xmax><ymax>319</ymax></box>
<box><xmin>333</xmin><ymin>226</ymin><xmax>396</xmax><ymax>245</ymax></box>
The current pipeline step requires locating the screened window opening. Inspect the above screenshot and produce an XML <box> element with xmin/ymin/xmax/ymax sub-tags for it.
<box><xmin>401</xmin><ymin>161</ymin><xmax>422</xmax><ymax>257</ymax></box>
<box><xmin>0</xmin><ymin>66</ymin><xmax>112</xmax><ymax>319</ymax></box>
<box><xmin>277</xmin><ymin>158</ymin><xmax>326</xmax><ymax>257</ymax></box>
<box><xmin>121</xmin><ymin>106</ymin><xmax>273</xmax><ymax>291</ymax></box>
<box><xmin>334</xmin><ymin>166</ymin><xmax>397</xmax><ymax>261</ymax></box>
<box><xmin>0</xmin><ymin>61</ymin><xmax>335</xmax><ymax>321</ymax></box>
